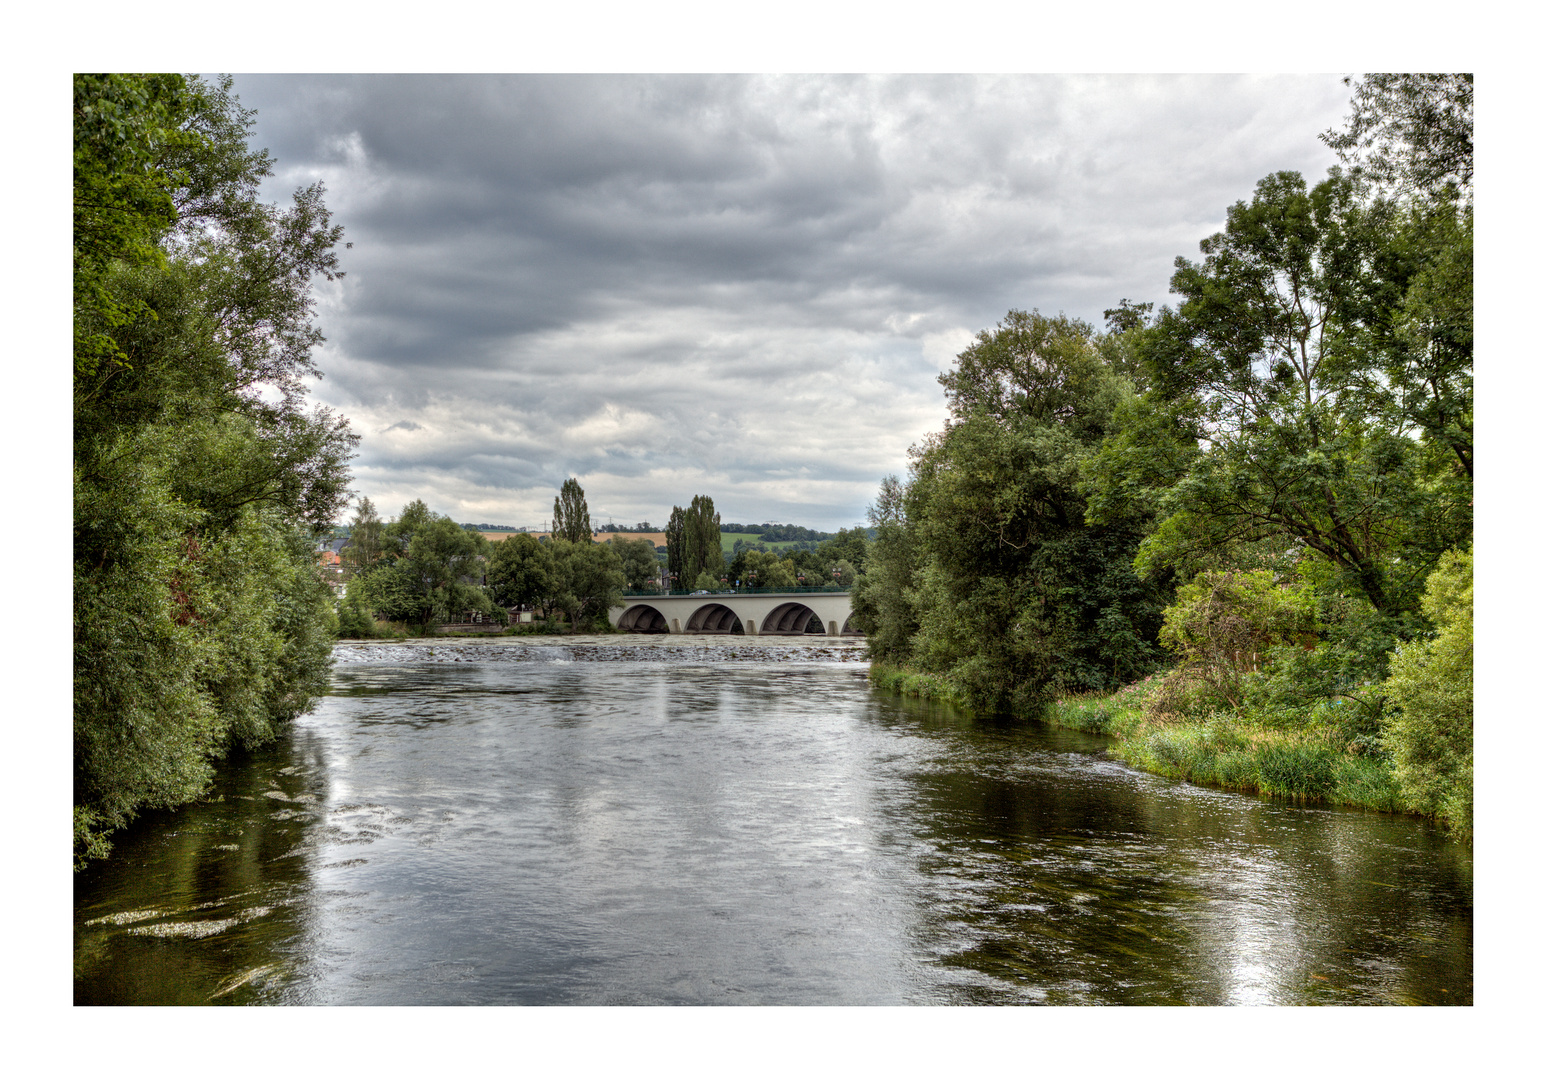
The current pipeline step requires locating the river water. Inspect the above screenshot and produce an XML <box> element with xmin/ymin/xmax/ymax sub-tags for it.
<box><xmin>74</xmin><ymin>639</ymin><xmax>1472</xmax><ymax>1005</ymax></box>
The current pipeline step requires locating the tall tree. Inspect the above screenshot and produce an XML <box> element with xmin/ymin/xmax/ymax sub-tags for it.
<box><xmin>487</xmin><ymin>532</ymin><xmax>553</xmax><ymax>610</ymax></box>
<box><xmin>361</xmin><ymin>503</ymin><xmax>501</xmax><ymax>627</ymax></box>
<box><xmin>665</xmin><ymin>495</ymin><xmax>725</xmax><ymax>590</ymax></box>
<box><xmin>340</xmin><ymin>496</ymin><xmax>383</xmax><ymax>578</ymax></box>
<box><xmin>552</xmin><ymin>478</ymin><xmax>593</xmax><ymax>544</ymax></box>
<box><xmin>609</xmin><ymin>536</ymin><xmax>662</xmax><ymax>592</ymax></box>
<box><xmin>1321</xmin><ymin>73</ymin><xmax>1472</xmax><ymax>200</ymax></box>
<box><xmin>73</xmin><ymin>73</ymin><xmax>189</xmax><ymax>378</ymax></box>
<box><xmin>858</xmin><ymin>311</ymin><xmax>1170</xmax><ymax>714</ymax></box>
<box><xmin>1107</xmin><ymin>169</ymin><xmax>1469</xmax><ymax>619</ymax></box>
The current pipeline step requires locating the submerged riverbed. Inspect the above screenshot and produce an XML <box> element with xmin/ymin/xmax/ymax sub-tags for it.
<box><xmin>75</xmin><ymin>640</ymin><xmax>1472</xmax><ymax>1004</ymax></box>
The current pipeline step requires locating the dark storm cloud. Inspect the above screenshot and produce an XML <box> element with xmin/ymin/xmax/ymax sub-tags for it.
<box><xmin>231</xmin><ymin>74</ymin><xmax>1351</xmax><ymax>529</ymax></box>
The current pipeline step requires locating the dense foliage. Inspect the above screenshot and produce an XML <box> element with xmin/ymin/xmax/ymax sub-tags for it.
<box><xmin>75</xmin><ymin>75</ymin><xmax>355</xmax><ymax>867</ymax></box>
<box><xmin>342</xmin><ymin>493</ymin><xmax>629</xmax><ymax>634</ymax></box>
<box><xmin>859</xmin><ymin>74</ymin><xmax>1472</xmax><ymax>839</ymax></box>
<box><xmin>720</xmin><ymin>522</ymin><xmax>834</xmax><ymax>542</ymax></box>
<box><xmin>852</xmin><ymin>310</ymin><xmax>1171</xmax><ymax>716</ymax></box>
<box><xmin>1382</xmin><ymin>547</ymin><xmax>1472</xmax><ymax>841</ymax></box>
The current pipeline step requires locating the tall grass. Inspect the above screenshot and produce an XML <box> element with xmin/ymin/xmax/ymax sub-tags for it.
<box><xmin>868</xmin><ymin>661</ymin><xmax>970</xmax><ymax>710</ymax></box>
<box><xmin>875</xmin><ymin>663</ymin><xmax>1414</xmax><ymax>815</ymax></box>
<box><xmin>1043</xmin><ymin>676</ymin><xmax>1410</xmax><ymax>812</ymax></box>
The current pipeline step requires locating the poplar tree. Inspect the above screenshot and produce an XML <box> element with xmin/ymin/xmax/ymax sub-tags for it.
<box><xmin>665</xmin><ymin>495</ymin><xmax>725</xmax><ymax>590</ymax></box>
<box><xmin>552</xmin><ymin>478</ymin><xmax>592</xmax><ymax>544</ymax></box>
<box><xmin>340</xmin><ymin>496</ymin><xmax>383</xmax><ymax>577</ymax></box>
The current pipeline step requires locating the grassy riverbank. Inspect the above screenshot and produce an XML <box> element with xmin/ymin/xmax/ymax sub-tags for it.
<box><xmin>869</xmin><ymin>662</ymin><xmax>1410</xmax><ymax>814</ymax></box>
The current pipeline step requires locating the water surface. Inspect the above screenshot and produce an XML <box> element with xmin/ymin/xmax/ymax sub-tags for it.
<box><xmin>75</xmin><ymin>641</ymin><xmax>1472</xmax><ymax>1004</ymax></box>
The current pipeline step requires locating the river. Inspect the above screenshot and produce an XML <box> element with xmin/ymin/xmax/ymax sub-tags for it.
<box><xmin>73</xmin><ymin>638</ymin><xmax>1472</xmax><ymax>1004</ymax></box>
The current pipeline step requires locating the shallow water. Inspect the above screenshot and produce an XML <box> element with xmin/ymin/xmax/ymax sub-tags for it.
<box><xmin>74</xmin><ymin>641</ymin><xmax>1472</xmax><ymax>1004</ymax></box>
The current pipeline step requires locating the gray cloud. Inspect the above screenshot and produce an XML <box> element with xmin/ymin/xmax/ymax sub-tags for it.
<box><xmin>233</xmin><ymin>73</ymin><xmax>1351</xmax><ymax>530</ymax></box>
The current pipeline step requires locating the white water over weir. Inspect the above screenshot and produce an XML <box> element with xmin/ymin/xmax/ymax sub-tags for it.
<box><xmin>610</xmin><ymin>591</ymin><xmax>859</xmax><ymax>636</ymax></box>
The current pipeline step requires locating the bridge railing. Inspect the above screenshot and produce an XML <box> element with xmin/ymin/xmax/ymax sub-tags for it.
<box><xmin>618</xmin><ymin>586</ymin><xmax>851</xmax><ymax>598</ymax></box>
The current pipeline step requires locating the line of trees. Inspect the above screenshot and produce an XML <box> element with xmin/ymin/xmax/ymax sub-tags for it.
<box><xmin>74</xmin><ymin>74</ymin><xmax>356</xmax><ymax>867</ymax></box>
<box><xmin>851</xmin><ymin>74</ymin><xmax>1472</xmax><ymax>838</ymax></box>
<box><xmin>336</xmin><ymin>478</ymin><xmax>636</xmax><ymax>634</ymax></box>
<box><xmin>720</xmin><ymin>523</ymin><xmax>835</xmax><ymax>542</ymax></box>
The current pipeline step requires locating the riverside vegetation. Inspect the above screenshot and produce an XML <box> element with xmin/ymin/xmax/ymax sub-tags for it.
<box><xmin>74</xmin><ymin>75</ymin><xmax>355</xmax><ymax>866</ymax></box>
<box><xmin>854</xmin><ymin>75</ymin><xmax>1473</xmax><ymax>842</ymax></box>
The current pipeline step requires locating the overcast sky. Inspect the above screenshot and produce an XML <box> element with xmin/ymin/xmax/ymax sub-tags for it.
<box><xmin>230</xmin><ymin>73</ymin><xmax>1354</xmax><ymax>532</ymax></box>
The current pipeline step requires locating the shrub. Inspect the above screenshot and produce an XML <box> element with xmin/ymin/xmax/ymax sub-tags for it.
<box><xmin>1381</xmin><ymin>547</ymin><xmax>1472</xmax><ymax>841</ymax></box>
<box><xmin>1158</xmin><ymin>569</ymin><xmax>1313</xmax><ymax>709</ymax></box>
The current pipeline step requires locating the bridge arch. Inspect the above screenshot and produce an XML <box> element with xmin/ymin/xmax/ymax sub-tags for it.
<box><xmin>617</xmin><ymin>603</ymin><xmax>670</xmax><ymax>633</ymax></box>
<box><xmin>760</xmin><ymin>601</ymin><xmax>825</xmax><ymax>635</ymax></box>
<box><xmin>685</xmin><ymin>603</ymin><xmax>744</xmax><ymax>634</ymax></box>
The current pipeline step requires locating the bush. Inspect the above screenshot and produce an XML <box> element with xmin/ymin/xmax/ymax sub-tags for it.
<box><xmin>1381</xmin><ymin>547</ymin><xmax>1472</xmax><ymax>841</ymax></box>
<box><xmin>1158</xmin><ymin>569</ymin><xmax>1313</xmax><ymax>709</ymax></box>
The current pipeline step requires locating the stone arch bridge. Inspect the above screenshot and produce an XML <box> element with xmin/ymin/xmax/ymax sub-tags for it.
<box><xmin>609</xmin><ymin>591</ymin><xmax>859</xmax><ymax>636</ymax></box>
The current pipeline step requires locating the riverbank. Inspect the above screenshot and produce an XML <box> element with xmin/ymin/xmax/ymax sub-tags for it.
<box><xmin>869</xmin><ymin>662</ymin><xmax>1411</xmax><ymax>816</ymax></box>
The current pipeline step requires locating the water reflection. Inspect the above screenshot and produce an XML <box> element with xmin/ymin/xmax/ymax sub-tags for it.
<box><xmin>73</xmin><ymin>728</ymin><xmax>331</xmax><ymax>1004</ymax></box>
<box><xmin>74</xmin><ymin>652</ymin><xmax>1471</xmax><ymax>1005</ymax></box>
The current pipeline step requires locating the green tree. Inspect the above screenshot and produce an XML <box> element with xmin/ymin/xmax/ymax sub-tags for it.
<box><xmin>816</xmin><ymin>526</ymin><xmax>870</xmax><ymax>574</ymax></box>
<box><xmin>1116</xmin><ymin>169</ymin><xmax>1468</xmax><ymax>619</ymax></box>
<box><xmin>363</xmin><ymin>505</ymin><xmax>500</xmax><ymax>627</ymax></box>
<box><xmin>552</xmin><ymin>478</ymin><xmax>592</xmax><ymax>544</ymax></box>
<box><xmin>1382</xmin><ymin>546</ymin><xmax>1472</xmax><ymax>841</ymax></box>
<box><xmin>336</xmin><ymin>574</ymin><xmax>379</xmax><ymax>638</ymax></box>
<box><xmin>730</xmin><ymin>548</ymin><xmax>795</xmax><ymax>591</ymax></box>
<box><xmin>340</xmin><ymin>495</ymin><xmax>384</xmax><ymax>578</ymax></box>
<box><xmin>74</xmin><ymin>73</ymin><xmax>189</xmax><ymax>378</ymax></box>
<box><xmin>357</xmin><ymin>563</ymin><xmax>434</xmax><ymax>626</ymax></box>
<box><xmin>609</xmin><ymin>535</ymin><xmax>662</xmax><ymax>592</ymax></box>
<box><xmin>860</xmin><ymin>311</ymin><xmax>1170</xmax><ymax>714</ymax></box>
<box><xmin>1321</xmin><ymin>73</ymin><xmax>1472</xmax><ymax>200</ymax></box>
<box><xmin>382</xmin><ymin>498</ymin><xmax>436</xmax><ymax>553</ymax></box>
<box><xmin>849</xmin><ymin>475</ymin><xmax>919</xmax><ymax>662</ymax></box>
<box><xmin>666</xmin><ymin>495</ymin><xmax>725</xmax><ymax>591</ymax></box>
<box><xmin>542</xmin><ymin>538</ymin><xmax>625</xmax><ymax>629</ymax></box>
<box><xmin>487</xmin><ymin>532</ymin><xmax>553</xmax><ymax>610</ymax></box>
<box><xmin>1157</xmin><ymin>570</ymin><xmax>1314</xmax><ymax>711</ymax></box>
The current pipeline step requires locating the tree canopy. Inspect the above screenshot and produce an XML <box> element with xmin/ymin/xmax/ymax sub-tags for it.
<box><xmin>853</xmin><ymin>310</ymin><xmax>1169</xmax><ymax>715</ymax></box>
